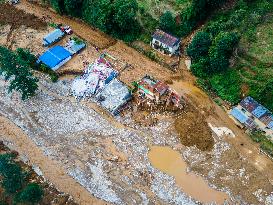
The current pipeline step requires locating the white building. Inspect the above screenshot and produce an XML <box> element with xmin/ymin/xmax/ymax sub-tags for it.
<box><xmin>151</xmin><ymin>29</ymin><xmax>180</xmax><ymax>56</ymax></box>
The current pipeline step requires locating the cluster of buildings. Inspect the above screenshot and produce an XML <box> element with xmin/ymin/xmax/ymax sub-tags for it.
<box><xmin>37</xmin><ymin>28</ymin><xmax>85</xmax><ymax>71</ymax></box>
<box><xmin>134</xmin><ymin>75</ymin><xmax>182</xmax><ymax>108</ymax></box>
<box><xmin>71</xmin><ymin>57</ymin><xmax>131</xmax><ymax>115</ymax></box>
<box><xmin>38</xmin><ymin>27</ymin><xmax>183</xmax><ymax>115</ymax></box>
<box><xmin>230</xmin><ymin>96</ymin><xmax>273</xmax><ymax>140</ymax></box>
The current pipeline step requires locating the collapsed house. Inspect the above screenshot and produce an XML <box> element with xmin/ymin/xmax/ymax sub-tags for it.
<box><xmin>230</xmin><ymin>96</ymin><xmax>273</xmax><ymax>139</ymax></box>
<box><xmin>135</xmin><ymin>75</ymin><xmax>182</xmax><ymax>108</ymax></box>
<box><xmin>151</xmin><ymin>29</ymin><xmax>180</xmax><ymax>56</ymax></box>
<box><xmin>43</xmin><ymin>29</ymin><xmax>65</xmax><ymax>46</ymax></box>
<box><xmin>71</xmin><ymin>57</ymin><xmax>118</xmax><ymax>99</ymax></box>
<box><xmin>96</xmin><ymin>79</ymin><xmax>132</xmax><ymax>115</ymax></box>
<box><xmin>37</xmin><ymin>45</ymin><xmax>72</xmax><ymax>71</ymax></box>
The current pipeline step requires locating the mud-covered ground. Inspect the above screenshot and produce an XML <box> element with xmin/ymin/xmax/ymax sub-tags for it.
<box><xmin>0</xmin><ymin>142</ymin><xmax>77</xmax><ymax>205</ymax></box>
<box><xmin>0</xmin><ymin>2</ymin><xmax>272</xmax><ymax>205</ymax></box>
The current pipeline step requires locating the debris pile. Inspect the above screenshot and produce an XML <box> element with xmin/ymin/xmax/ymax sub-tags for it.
<box><xmin>71</xmin><ymin>57</ymin><xmax>117</xmax><ymax>100</ymax></box>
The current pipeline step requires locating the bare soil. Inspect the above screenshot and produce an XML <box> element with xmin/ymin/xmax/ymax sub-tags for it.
<box><xmin>0</xmin><ymin>3</ymin><xmax>46</xmax><ymax>30</ymax></box>
<box><xmin>175</xmin><ymin>105</ymin><xmax>214</xmax><ymax>151</ymax></box>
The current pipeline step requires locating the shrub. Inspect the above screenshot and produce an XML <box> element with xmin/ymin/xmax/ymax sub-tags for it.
<box><xmin>14</xmin><ymin>183</ymin><xmax>43</xmax><ymax>205</ymax></box>
<box><xmin>187</xmin><ymin>31</ymin><xmax>212</xmax><ymax>61</ymax></box>
<box><xmin>159</xmin><ymin>11</ymin><xmax>176</xmax><ymax>34</ymax></box>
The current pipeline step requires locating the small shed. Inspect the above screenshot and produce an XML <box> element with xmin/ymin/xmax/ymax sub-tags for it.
<box><xmin>151</xmin><ymin>29</ymin><xmax>180</xmax><ymax>56</ymax></box>
<box><xmin>37</xmin><ymin>45</ymin><xmax>72</xmax><ymax>71</ymax></box>
<box><xmin>43</xmin><ymin>29</ymin><xmax>65</xmax><ymax>46</ymax></box>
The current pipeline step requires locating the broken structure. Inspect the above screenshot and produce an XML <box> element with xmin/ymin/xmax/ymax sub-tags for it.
<box><xmin>96</xmin><ymin>79</ymin><xmax>132</xmax><ymax>115</ymax></box>
<box><xmin>135</xmin><ymin>75</ymin><xmax>182</xmax><ymax>108</ymax></box>
<box><xmin>71</xmin><ymin>57</ymin><xmax>118</xmax><ymax>99</ymax></box>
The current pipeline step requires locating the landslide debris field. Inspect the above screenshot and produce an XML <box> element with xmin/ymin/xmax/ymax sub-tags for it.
<box><xmin>0</xmin><ymin>2</ymin><xmax>273</xmax><ymax>205</ymax></box>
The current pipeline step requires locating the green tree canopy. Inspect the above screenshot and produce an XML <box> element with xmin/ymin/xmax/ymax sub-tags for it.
<box><xmin>187</xmin><ymin>31</ymin><xmax>212</xmax><ymax>61</ymax></box>
<box><xmin>0</xmin><ymin>46</ymin><xmax>39</xmax><ymax>100</ymax></box>
<box><xmin>14</xmin><ymin>183</ymin><xmax>43</xmax><ymax>205</ymax></box>
<box><xmin>159</xmin><ymin>11</ymin><xmax>176</xmax><ymax>34</ymax></box>
<box><xmin>64</xmin><ymin>0</ymin><xmax>83</xmax><ymax>17</ymax></box>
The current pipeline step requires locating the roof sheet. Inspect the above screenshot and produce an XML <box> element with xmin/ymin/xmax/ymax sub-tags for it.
<box><xmin>38</xmin><ymin>45</ymin><xmax>71</xmax><ymax>68</ymax></box>
<box><xmin>240</xmin><ymin>96</ymin><xmax>259</xmax><ymax>113</ymax></box>
<box><xmin>230</xmin><ymin>107</ymin><xmax>248</xmax><ymax>124</ymax></box>
<box><xmin>152</xmin><ymin>29</ymin><xmax>180</xmax><ymax>47</ymax></box>
<box><xmin>43</xmin><ymin>29</ymin><xmax>64</xmax><ymax>45</ymax></box>
<box><xmin>252</xmin><ymin>105</ymin><xmax>267</xmax><ymax>118</ymax></box>
<box><xmin>65</xmin><ymin>40</ymin><xmax>86</xmax><ymax>54</ymax></box>
<box><xmin>96</xmin><ymin>79</ymin><xmax>131</xmax><ymax>114</ymax></box>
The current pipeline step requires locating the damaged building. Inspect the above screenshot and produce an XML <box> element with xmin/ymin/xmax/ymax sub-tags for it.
<box><xmin>135</xmin><ymin>75</ymin><xmax>182</xmax><ymax>108</ymax></box>
<box><xmin>71</xmin><ymin>57</ymin><xmax>118</xmax><ymax>99</ymax></box>
<box><xmin>96</xmin><ymin>79</ymin><xmax>132</xmax><ymax>115</ymax></box>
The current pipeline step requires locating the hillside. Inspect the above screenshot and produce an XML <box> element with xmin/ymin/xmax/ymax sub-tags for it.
<box><xmin>187</xmin><ymin>0</ymin><xmax>273</xmax><ymax>112</ymax></box>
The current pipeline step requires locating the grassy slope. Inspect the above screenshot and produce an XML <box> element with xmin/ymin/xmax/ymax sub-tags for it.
<box><xmin>136</xmin><ymin>0</ymin><xmax>191</xmax><ymax>42</ymax></box>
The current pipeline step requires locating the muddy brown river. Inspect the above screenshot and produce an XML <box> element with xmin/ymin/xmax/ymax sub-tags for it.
<box><xmin>148</xmin><ymin>146</ymin><xmax>229</xmax><ymax>204</ymax></box>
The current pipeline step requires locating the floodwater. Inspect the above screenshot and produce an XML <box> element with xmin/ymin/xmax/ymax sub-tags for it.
<box><xmin>148</xmin><ymin>146</ymin><xmax>229</xmax><ymax>204</ymax></box>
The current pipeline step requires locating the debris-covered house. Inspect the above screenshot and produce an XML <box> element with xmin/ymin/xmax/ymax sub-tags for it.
<box><xmin>135</xmin><ymin>75</ymin><xmax>182</xmax><ymax>108</ymax></box>
<box><xmin>71</xmin><ymin>57</ymin><xmax>118</xmax><ymax>99</ymax></box>
<box><xmin>37</xmin><ymin>45</ymin><xmax>72</xmax><ymax>71</ymax></box>
<box><xmin>43</xmin><ymin>29</ymin><xmax>65</xmax><ymax>46</ymax></box>
<box><xmin>96</xmin><ymin>78</ymin><xmax>132</xmax><ymax>115</ymax></box>
<box><xmin>230</xmin><ymin>96</ymin><xmax>273</xmax><ymax>139</ymax></box>
<box><xmin>65</xmin><ymin>39</ymin><xmax>86</xmax><ymax>55</ymax></box>
<box><xmin>151</xmin><ymin>29</ymin><xmax>180</xmax><ymax>56</ymax></box>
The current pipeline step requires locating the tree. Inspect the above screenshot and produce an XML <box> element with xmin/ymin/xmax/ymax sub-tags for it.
<box><xmin>0</xmin><ymin>46</ymin><xmax>39</xmax><ymax>100</ymax></box>
<box><xmin>159</xmin><ymin>11</ymin><xmax>176</xmax><ymax>34</ymax></box>
<box><xmin>0</xmin><ymin>154</ymin><xmax>25</xmax><ymax>194</ymax></box>
<box><xmin>190</xmin><ymin>57</ymin><xmax>209</xmax><ymax>77</ymax></box>
<box><xmin>208</xmin><ymin>31</ymin><xmax>239</xmax><ymax>73</ymax></box>
<box><xmin>14</xmin><ymin>183</ymin><xmax>43</xmax><ymax>205</ymax></box>
<box><xmin>64</xmin><ymin>0</ymin><xmax>83</xmax><ymax>17</ymax></box>
<box><xmin>0</xmin><ymin>46</ymin><xmax>17</xmax><ymax>80</ymax></box>
<box><xmin>50</xmin><ymin>0</ymin><xmax>65</xmax><ymax>14</ymax></box>
<box><xmin>187</xmin><ymin>31</ymin><xmax>212</xmax><ymax>61</ymax></box>
<box><xmin>82</xmin><ymin>0</ymin><xmax>112</xmax><ymax>33</ymax></box>
<box><xmin>112</xmin><ymin>0</ymin><xmax>139</xmax><ymax>38</ymax></box>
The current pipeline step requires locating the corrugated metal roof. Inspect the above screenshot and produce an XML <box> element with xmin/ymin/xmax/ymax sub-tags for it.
<box><xmin>43</xmin><ymin>29</ymin><xmax>64</xmax><ymax>46</ymax></box>
<box><xmin>152</xmin><ymin>29</ymin><xmax>180</xmax><ymax>48</ymax></box>
<box><xmin>240</xmin><ymin>96</ymin><xmax>273</xmax><ymax>131</ymax></box>
<box><xmin>230</xmin><ymin>107</ymin><xmax>248</xmax><ymax>123</ymax></box>
<box><xmin>38</xmin><ymin>45</ymin><xmax>71</xmax><ymax>69</ymax></box>
<box><xmin>252</xmin><ymin>105</ymin><xmax>268</xmax><ymax>118</ymax></box>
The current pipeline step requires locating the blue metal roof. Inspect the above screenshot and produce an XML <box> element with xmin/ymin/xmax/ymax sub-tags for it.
<box><xmin>252</xmin><ymin>105</ymin><xmax>268</xmax><ymax>118</ymax></box>
<box><xmin>230</xmin><ymin>107</ymin><xmax>248</xmax><ymax>123</ymax></box>
<box><xmin>43</xmin><ymin>29</ymin><xmax>64</xmax><ymax>46</ymax></box>
<box><xmin>38</xmin><ymin>46</ymin><xmax>71</xmax><ymax>69</ymax></box>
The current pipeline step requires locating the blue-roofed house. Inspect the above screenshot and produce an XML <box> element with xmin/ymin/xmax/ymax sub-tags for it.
<box><xmin>37</xmin><ymin>45</ymin><xmax>72</xmax><ymax>71</ymax></box>
<box><xmin>230</xmin><ymin>96</ymin><xmax>273</xmax><ymax>140</ymax></box>
<box><xmin>43</xmin><ymin>29</ymin><xmax>65</xmax><ymax>46</ymax></box>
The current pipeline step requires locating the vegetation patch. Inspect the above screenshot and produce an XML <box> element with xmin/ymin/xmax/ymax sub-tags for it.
<box><xmin>249</xmin><ymin>131</ymin><xmax>273</xmax><ymax>158</ymax></box>
<box><xmin>187</xmin><ymin>0</ymin><xmax>273</xmax><ymax>110</ymax></box>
